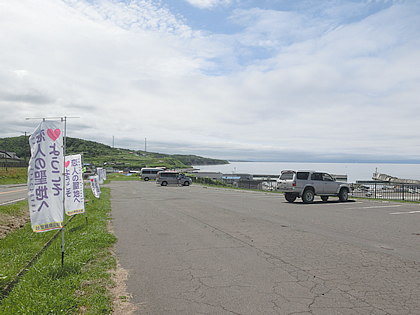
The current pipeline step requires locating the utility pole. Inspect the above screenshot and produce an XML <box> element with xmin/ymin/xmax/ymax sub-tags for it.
<box><xmin>3</xmin><ymin>138</ymin><xmax>7</xmax><ymax>171</ymax></box>
<box><xmin>145</xmin><ymin>138</ymin><xmax>147</xmax><ymax>153</ymax></box>
<box><xmin>22</xmin><ymin>132</ymin><xmax>28</xmax><ymax>165</ymax></box>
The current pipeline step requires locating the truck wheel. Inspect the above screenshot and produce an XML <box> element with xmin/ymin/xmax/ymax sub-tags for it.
<box><xmin>339</xmin><ymin>188</ymin><xmax>349</xmax><ymax>202</ymax></box>
<box><xmin>161</xmin><ymin>181</ymin><xmax>168</xmax><ymax>186</ymax></box>
<box><xmin>285</xmin><ymin>193</ymin><xmax>297</xmax><ymax>203</ymax></box>
<box><xmin>302</xmin><ymin>189</ymin><xmax>315</xmax><ymax>204</ymax></box>
<box><xmin>321</xmin><ymin>196</ymin><xmax>329</xmax><ymax>202</ymax></box>
<box><xmin>144</xmin><ymin>177</ymin><xmax>149</xmax><ymax>181</ymax></box>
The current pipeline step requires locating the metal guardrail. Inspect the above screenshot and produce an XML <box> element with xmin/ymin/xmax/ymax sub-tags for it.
<box><xmin>351</xmin><ymin>183</ymin><xmax>420</xmax><ymax>202</ymax></box>
<box><xmin>0</xmin><ymin>162</ymin><xmax>27</xmax><ymax>168</ymax></box>
<box><xmin>191</xmin><ymin>176</ymin><xmax>276</xmax><ymax>191</ymax></box>
<box><xmin>192</xmin><ymin>176</ymin><xmax>420</xmax><ymax>202</ymax></box>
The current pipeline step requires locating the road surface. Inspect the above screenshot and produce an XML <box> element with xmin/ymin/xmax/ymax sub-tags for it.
<box><xmin>110</xmin><ymin>181</ymin><xmax>420</xmax><ymax>314</ymax></box>
<box><xmin>0</xmin><ymin>184</ymin><xmax>27</xmax><ymax>206</ymax></box>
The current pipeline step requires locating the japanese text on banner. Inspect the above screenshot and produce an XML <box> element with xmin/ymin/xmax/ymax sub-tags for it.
<box><xmin>90</xmin><ymin>175</ymin><xmax>101</xmax><ymax>198</ymax></box>
<box><xmin>65</xmin><ymin>154</ymin><xmax>85</xmax><ymax>216</ymax></box>
<box><xmin>27</xmin><ymin>120</ymin><xmax>64</xmax><ymax>233</ymax></box>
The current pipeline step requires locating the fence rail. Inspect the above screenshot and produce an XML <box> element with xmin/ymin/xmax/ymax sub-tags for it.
<box><xmin>351</xmin><ymin>183</ymin><xmax>420</xmax><ymax>202</ymax></box>
<box><xmin>192</xmin><ymin>176</ymin><xmax>420</xmax><ymax>202</ymax></box>
<box><xmin>0</xmin><ymin>162</ymin><xmax>27</xmax><ymax>168</ymax></box>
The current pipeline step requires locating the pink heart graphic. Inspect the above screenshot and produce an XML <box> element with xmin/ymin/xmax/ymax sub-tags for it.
<box><xmin>65</xmin><ymin>161</ymin><xmax>70</xmax><ymax>168</ymax></box>
<box><xmin>47</xmin><ymin>129</ymin><xmax>61</xmax><ymax>141</ymax></box>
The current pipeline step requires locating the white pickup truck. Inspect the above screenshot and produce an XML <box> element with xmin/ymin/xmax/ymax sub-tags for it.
<box><xmin>276</xmin><ymin>170</ymin><xmax>351</xmax><ymax>203</ymax></box>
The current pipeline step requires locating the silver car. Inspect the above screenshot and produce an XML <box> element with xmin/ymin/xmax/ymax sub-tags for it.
<box><xmin>156</xmin><ymin>171</ymin><xmax>192</xmax><ymax>186</ymax></box>
<box><xmin>277</xmin><ymin>170</ymin><xmax>350</xmax><ymax>203</ymax></box>
<box><xmin>140</xmin><ymin>167</ymin><xmax>164</xmax><ymax>181</ymax></box>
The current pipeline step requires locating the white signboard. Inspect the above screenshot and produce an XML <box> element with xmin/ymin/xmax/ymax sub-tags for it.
<box><xmin>65</xmin><ymin>154</ymin><xmax>85</xmax><ymax>216</ymax></box>
<box><xmin>89</xmin><ymin>175</ymin><xmax>101</xmax><ymax>198</ymax></box>
<box><xmin>97</xmin><ymin>167</ymin><xmax>104</xmax><ymax>184</ymax></box>
<box><xmin>27</xmin><ymin>120</ymin><xmax>64</xmax><ymax>233</ymax></box>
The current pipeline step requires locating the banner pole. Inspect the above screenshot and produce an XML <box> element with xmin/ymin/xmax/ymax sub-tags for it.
<box><xmin>61</xmin><ymin>116</ymin><xmax>67</xmax><ymax>267</ymax></box>
<box><xmin>81</xmin><ymin>152</ymin><xmax>88</xmax><ymax>225</ymax></box>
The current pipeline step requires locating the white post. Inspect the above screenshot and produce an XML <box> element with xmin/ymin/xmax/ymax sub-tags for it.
<box><xmin>61</xmin><ymin>116</ymin><xmax>67</xmax><ymax>266</ymax></box>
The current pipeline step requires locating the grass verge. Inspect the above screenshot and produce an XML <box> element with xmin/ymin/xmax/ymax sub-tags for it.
<box><xmin>105</xmin><ymin>172</ymin><xmax>141</xmax><ymax>181</ymax></box>
<box><xmin>0</xmin><ymin>187</ymin><xmax>117</xmax><ymax>314</ymax></box>
<box><xmin>0</xmin><ymin>199</ymin><xmax>30</xmax><ymax>238</ymax></box>
<box><xmin>0</xmin><ymin>168</ymin><xmax>27</xmax><ymax>185</ymax></box>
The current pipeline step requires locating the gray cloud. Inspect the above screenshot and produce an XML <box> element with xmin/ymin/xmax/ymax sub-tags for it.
<box><xmin>0</xmin><ymin>0</ymin><xmax>419</xmax><ymax>162</ymax></box>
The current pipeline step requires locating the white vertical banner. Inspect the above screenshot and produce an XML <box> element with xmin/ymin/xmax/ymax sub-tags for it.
<box><xmin>27</xmin><ymin>120</ymin><xmax>64</xmax><ymax>233</ymax></box>
<box><xmin>97</xmin><ymin>167</ymin><xmax>104</xmax><ymax>184</ymax></box>
<box><xmin>65</xmin><ymin>154</ymin><xmax>85</xmax><ymax>216</ymax></box>
<box><xmin>89</xmin><ymin>175</ymin><xmax>101</xmax><ymax>198</ymax></box>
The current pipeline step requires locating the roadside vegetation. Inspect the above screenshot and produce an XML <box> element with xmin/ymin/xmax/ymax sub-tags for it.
<box><xmin>0</xmin><ymin>180</ymin><xmax>117</xmax><ymax>314</ymax></box>
<box><xmin>0</xmin><ymin>168</ymin><xmax>27</xmax><ymax>185</ymax></box>
<box><xmin>0</xmin><ymin>138</ymin><xmax>225</xmax><ymax>313</ymax></box>
<box><xmin>106</xmin><ymin>172</ymin><xmax>141</xmax><ymax>181</ymax></box>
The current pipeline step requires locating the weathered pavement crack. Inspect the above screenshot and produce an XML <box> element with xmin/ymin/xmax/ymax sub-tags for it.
<box><xmin>184</xmin><ymin>213</ymin><xmax>405</xmax><ymax>314</ymax></box>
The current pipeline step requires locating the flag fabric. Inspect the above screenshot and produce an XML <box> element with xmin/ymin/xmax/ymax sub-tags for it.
<box><xmin>65</xmin><ymin>154</ymin><xmax>85</xmax><ymax>216</ymax></box>
<box><xmin>89</xmin><ymin>175</ymin><xmax>101</xmax><ymax>198</ymax></box>
<box><xmin>27</xmin><ymin>120</ymin><xmax>64</xmax><ymax>233</ymax></box>
<box><xmin>97</xmin><ymin>167</ymin><xmax>104</xmax><ymax>184</ymax></box>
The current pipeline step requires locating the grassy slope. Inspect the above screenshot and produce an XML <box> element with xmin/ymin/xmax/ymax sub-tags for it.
<box><xmin>0</xmin><ymin>187</ymin><xmax>117</xmax><ymax>314</ymax></box>
<box><xmin>0</xmin><ymin>168</ymin><xmax>27</xmax><ymax>185</ymax></box>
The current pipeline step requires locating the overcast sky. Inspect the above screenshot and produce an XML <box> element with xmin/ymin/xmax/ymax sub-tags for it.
<box><xmin>1</xmin><ymin>0</ymin><xmax>419</xmax><ymax>162</ymax></box>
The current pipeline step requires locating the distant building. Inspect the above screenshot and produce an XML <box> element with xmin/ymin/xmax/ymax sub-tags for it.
<box><xmin>238</xmin><ymin>179</ymin><xmax>262</xmax><ymax>190</ymax></box>
<box><xmin>0</xmin><ymin>150</ymin><xmax>23</xmax><ymax>166</ymax></box>
<box><xmin>222</xmin><ymin>173</ymin><xmax>253</xmax><ymax>186</ymax></box>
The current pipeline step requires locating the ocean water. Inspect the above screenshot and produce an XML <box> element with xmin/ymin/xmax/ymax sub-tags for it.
<box><xmin>193</xmin><ymin>162</ymin><xmax>420</xmax><ymax>183</ymax></box>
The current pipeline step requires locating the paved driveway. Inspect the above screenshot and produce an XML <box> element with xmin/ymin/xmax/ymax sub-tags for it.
<box><xmin>111</xmin><ymin>181</ymin><xmax>420</xmax><ymax>314</ymax></box>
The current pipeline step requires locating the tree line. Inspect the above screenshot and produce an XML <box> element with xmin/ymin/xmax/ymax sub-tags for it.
<box><xmin>1</xmin><ymin>136</ymin><xmax>228</xmax><ymax>167</ymax></box>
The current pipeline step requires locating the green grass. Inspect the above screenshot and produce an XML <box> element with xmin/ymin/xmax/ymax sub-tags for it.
<box><xmin>0</xmin><ymin>198</ymin><xmax>28</xmax><ymax>218</ymax></box>
<box><xmin>0</xmin><ymin>188</ymin><xmax>117</xmax><ymax>314</ymax></box>
<box><xmin>105</xmin><ymin>172</ymin><xmax>142</xmax><ymax>181</ymax></box>
<box><xmin>0</xmin><ymin>168</ymin><xmax>27</xmax><ymax>185</ymax></box>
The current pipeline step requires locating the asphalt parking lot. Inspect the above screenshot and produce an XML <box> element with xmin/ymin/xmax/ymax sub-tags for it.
<box><xmin>110</xmin><ymin>181</ymin><xmax>420</xmax><ymax>314</ymax></box>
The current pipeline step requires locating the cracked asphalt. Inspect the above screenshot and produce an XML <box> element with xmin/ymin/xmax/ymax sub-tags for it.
<box><xmin>110</xmin><ymin>181</ymin><xmax>420</xmax><ymax>314</ymax></box>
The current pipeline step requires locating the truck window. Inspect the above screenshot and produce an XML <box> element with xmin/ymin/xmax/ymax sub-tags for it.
<box><xmin>311</xmin><ymin>173</ymin><xmax>323</xmax><ymax>181</ymax></box>
<box><xmin>162</xmin><ymin>173</ymin><xmax>177</xmax><ymax>178</ymax></box>
<box><xmin>280</xmin><ymin>172</ymin><xmax>294</xmax><ymax>180</ymax></box>
<box><xmin>322</xmin><ymin>173</ymin><xmax>334</xmax><ymax>181</ymax></box>
<box><xmin>297</xmin><ymin>172</ymin><xmax>309</xmax><ymax>180</ymax></box>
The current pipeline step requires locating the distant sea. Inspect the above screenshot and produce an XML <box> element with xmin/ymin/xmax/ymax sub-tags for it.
<box><xmin>193</xmin><ymin>162</ymin><xmax>420</xmax><ymax>183</ymax></box>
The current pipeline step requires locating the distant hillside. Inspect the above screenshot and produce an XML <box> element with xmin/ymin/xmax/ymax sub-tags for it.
<box><xmin>171</xmin><ymin>155</ymin><xmax>228</xmax><ymax>166</ymax></box>
<box><xmin>1</xmin><ymin>136</ymin><xmax>228</xmax><ymax>169</ymax></box>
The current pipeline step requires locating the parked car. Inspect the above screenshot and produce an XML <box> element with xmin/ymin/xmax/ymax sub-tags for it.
<box><xmin>156</xmin><ymin>171</ymin><xmax>192</xmax><ymax>186</ymax></box>
<box><xmin>140</xmin><ymin>167</ymin><xmax>165</xmax><ymax>181</ymax></box>
<box><xmin>276</xmin><ymin>170</ymin><xmax>351</xmax><ymax>203</ymax></box>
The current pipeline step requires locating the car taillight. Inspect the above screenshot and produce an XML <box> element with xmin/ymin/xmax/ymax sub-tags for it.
<box><xmin>292</xmin><ymin>181</ymin><xmax>296</xmax><ymax>187</ymax></box>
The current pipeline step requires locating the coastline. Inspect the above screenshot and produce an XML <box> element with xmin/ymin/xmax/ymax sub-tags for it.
<box><xmin>193</xmin><ymin>161</ymin><xmax>420</xmax><ymax>184</ymax></box>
